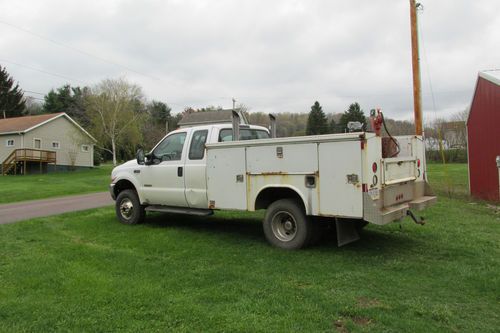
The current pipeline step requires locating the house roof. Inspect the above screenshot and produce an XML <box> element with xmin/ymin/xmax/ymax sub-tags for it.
<box><xmin>0</xmin><ymin>113</ymin><xmax>63</xmax><ymax>133</ymax></box>
<box><xmin>178</xmin><ymin>109</ymin><xmax>248</xmax><ymax>127</ymax></box>
<box><xmin>441</xmin><ymin>121</ymin><xmax>465</xmax><ymax>131</ymax></box>
<box><xmin>479</xmin><ymin>69</ymin><xmax>500</xmax><ymax>86</ymax></box>
<box><xmin>0</xmin><ymin>112</ymin><xmax>96</xmax><ymax>142</ymax></box>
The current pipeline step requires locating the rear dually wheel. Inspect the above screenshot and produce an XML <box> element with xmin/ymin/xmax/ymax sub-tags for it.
<box><xmin>263</xmin><ymin>199</ymin><xmax>311</xmax><ymax>250</ymax></box>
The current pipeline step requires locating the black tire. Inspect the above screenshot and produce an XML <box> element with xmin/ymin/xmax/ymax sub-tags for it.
<box><xmin>115</xmin><ymin>189</ymin><xmax>145</xmax><ymax>225</ymax></box>
<box><xmin>263</xmin><ymin>199</ymin><xmax>311</xmax><ymax>250</ymax></box>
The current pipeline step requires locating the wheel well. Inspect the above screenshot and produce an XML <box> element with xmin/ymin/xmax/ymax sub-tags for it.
<box><xmin>254</xmin><ymin>187</ymin><xmax>306</xmax><ymax>212</ymax></box>
<box><xmin>113</xmin><ymin>179</ymin><xmax>137</xmax><ymax>197</ymax></box>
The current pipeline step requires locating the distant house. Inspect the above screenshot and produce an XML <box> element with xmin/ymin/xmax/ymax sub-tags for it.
<box><xmin>0</xmin><ymin>113</ymin><xmax>96</xmax><ymax>174</ymax></box>
<box><xmin>467</xmin><ymin>69</ymin><xmax>500</xmax><ymax>201</ymax></box>
<box><xmin>177</xmin><ymin>109</ymin><xmax>249</xmax><ymax>128</ymax></box>
<box><xmin>441</xmin><ymin>121</ymin><xmax>467</xmax><ymax>149</ymax></box>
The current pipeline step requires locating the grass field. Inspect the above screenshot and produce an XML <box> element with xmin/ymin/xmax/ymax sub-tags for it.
<box><xmin>0</xmin><ymin>165</ymin><xmax>112</xmax><ymax>204</ymax></box>
<box><xmin>0</xmin><ymin>164</ymin><xmax>499</xmax><ymax>332</ymax></box>
<box><xmin>426</xmin><ymin>163</ymin><xmax>470</xmax><ymax>199</ymax></box>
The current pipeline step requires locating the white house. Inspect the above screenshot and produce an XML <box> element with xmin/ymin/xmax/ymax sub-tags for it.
<box><xmin>0</xmin><ymin>112</ymin><xmax>96</xmax><ymax>174</ymax></box>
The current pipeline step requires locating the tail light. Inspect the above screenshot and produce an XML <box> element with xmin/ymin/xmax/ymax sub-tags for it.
<box><xmin>417</xmin><ymin>159</ymin><xmax>421</xmax><ymax>168</ymax></box>
<box><xmin>372</xmin><ymin>162</ymin><xmax>378</xmax><ymax>173</ymax></box>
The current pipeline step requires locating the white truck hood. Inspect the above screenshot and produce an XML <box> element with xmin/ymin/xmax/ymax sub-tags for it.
<box><xmin>111</xmin><ymin>159</ymin><xmax>139</xmax><ymax>179</ymax></box>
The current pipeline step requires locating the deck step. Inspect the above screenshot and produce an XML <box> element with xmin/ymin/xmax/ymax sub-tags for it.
<box><xmin>409</xmin><ymin>196</ymin><xmax>437</xmax><ymax>210</ymax></box>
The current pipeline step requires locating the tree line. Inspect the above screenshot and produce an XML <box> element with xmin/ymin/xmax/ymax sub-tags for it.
<box><xmin>1</xmin><ymin>64</ymin><xmax>467</xmax><ymax>165</ymax></box>
<box><xmin>1</xmin><ymin>65</ymin><xmax>183</xmax><ymax>165</ymax></box>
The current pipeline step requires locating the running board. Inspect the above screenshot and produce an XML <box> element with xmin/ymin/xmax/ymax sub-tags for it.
<box><xmin>145</xmin><ymin>205</ymin><xmax>213</xmax><ymax>216</ymax></box>
<box><xmin>335</xmin><ymin>219</ymin><xmax>360</xmax><ymax>247</ymax></box>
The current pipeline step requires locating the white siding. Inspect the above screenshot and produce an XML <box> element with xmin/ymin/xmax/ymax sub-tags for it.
<box><xmin>0</xmin><ymin>134</ymin><xmax>22</xmax><ymax>163</ymax></box>
<box><xmin>23</xmin><ymin>117</ymin><xmax>94</xmax><ymax>167</ymax></box>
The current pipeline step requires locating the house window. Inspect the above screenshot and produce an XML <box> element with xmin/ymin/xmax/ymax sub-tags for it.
<box><xmin>52</xmin><ymin>141</ymin><xmax>60</xmax><ymax>149</ymax></box>
<box><xmin>34</xmin><ymin>138</ymin><xmax>41</xmax><ymax>149</ymax></box>
<box><xmin>6</xmin><ymin>139</ymin><xmax>14</xmax><ymax>147</ymax></box>
<box><xmin>81</xmin><ymin>145</ymin><xmax>90</xmax><ymax>152</ymax></box>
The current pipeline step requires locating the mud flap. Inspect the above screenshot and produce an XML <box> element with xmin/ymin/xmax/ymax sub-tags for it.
<box><xmin>336</xmin><ymin>219</ymin><xmax>360</xmax><ymax>247</ymax></box>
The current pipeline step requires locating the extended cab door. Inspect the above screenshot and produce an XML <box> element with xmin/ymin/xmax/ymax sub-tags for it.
<box><xmin>184</xmin><ymin>128</ymin><xmax>210</xmax><ymax>208</ymax></box>
<box><xmin>141</xmin><ymin>130</ymin><xmax>190</xmax><ymax>207</ymax></box>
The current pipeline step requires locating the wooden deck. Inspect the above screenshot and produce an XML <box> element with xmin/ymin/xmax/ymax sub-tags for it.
<box><xmin>2</xmin><ymin>149</ymin><xmax>57</xmax><ymax>175</ymax></box>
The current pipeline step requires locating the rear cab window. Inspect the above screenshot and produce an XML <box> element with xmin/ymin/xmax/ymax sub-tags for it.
<box><xmin>218</xmin><ymin>128</ymin><xmax>270</xmax><ymax>142</ymax></box>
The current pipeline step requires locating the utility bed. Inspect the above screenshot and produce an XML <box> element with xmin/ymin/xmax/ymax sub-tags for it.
<box><xmin>206</xmin><ymin>132</ymin><xmax>436</xmax><ymax>225</ymax></box>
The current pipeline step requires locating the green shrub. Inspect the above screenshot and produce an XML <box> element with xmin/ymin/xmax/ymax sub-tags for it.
<box><xmin>426</xmin><ymin>149</ymin><xmax>467</xmax><ymax>163</ymax></box>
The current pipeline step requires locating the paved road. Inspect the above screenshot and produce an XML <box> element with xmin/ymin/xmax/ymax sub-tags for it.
<box><xmin>0</xmin><ymin>192</ymin><xmax>114</xmax><ymax>225</ymax></box>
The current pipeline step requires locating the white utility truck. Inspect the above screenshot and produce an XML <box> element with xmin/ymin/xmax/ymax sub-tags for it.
<box><xmin>109</xmin><ymin>113</ymin><xmax>436</xmax><ymax>249</ymax></box>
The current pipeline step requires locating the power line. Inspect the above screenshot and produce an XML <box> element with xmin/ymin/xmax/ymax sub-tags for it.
<box><xmin>0</xmin><ymin>58</ymin><xmax>86</xmax><ymax>84</ymax></box>
<box><xmin>24</xmin><ymin>95</ymin><xmax>44</xmax><ymax>101</ymax></box>
<box><xmin>24</xmin><ymin>90</ymin><xmax>45</xmax><ymax>95</ymax></box>
<box><xmin>0</xmin><ymin>19</ymin><xmax>162</xmax><ymax>81</ymax></box>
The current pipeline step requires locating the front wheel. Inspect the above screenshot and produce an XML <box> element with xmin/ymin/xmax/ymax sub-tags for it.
<box><xmin>263</xmin><ymin>199</ymin><xmax>310</xmax><ymax>250</ymax></box>
<box><xmin>115</xmin><ymin>189</ymin><xmax>145</xmax><ymax>225</ymax></box>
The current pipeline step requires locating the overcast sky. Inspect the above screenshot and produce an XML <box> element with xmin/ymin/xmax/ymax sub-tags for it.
<box><xmin>1</xmin><ymin>0</ymin><xmax>498</xmax><ymax>121</ymax></box>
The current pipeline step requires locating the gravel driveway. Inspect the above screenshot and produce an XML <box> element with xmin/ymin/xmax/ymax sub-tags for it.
<box><xmin>0</xmin><ymin>192</ymin><xmax>113</xmax><ymax>224</ymax></box>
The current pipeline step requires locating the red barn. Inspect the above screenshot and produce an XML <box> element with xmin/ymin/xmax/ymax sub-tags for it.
<box><xmin>467</xmin><ymin>70</ymin><xmax>500</xmax><ymax>201</ymax></box>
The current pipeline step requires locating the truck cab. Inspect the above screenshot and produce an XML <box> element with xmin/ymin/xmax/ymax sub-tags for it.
<box><xmin>110</xmin><ymin>124</ymin><xmax>270</xmax><ymax>210</ymax></box>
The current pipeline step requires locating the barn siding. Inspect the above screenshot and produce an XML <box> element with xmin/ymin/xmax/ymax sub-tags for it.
<box><xmin>467</xmin><ymin>77</ymin><xmax>500</xmax><ymax>201</ymax></box>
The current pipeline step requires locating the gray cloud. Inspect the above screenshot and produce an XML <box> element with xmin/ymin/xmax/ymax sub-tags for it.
<box><xmin>1</xmin><ymin>0</ymin><xmax>498</xmax><ymax>120</ymax></box>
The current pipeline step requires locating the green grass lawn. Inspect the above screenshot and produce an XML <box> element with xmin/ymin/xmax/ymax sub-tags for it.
<box><xmin>0</xmin><ymin>163</ymin><xmax>499</xmax><ymax>332</ymax></box>
<box><xmin>426</xmin><ymin>162</ymin><xmax>470</xmax><ymax>199</ymax></box>
<box><xmin>0</xmin><ymin>165</ymin><xmax>113</xmax><ymax>204</ymax></box>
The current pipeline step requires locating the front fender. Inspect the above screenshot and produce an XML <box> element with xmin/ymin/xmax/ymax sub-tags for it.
<box><xmin>112</xmin><ymin>172</ymin><xmax>146</xmax><ymax>204</ymax></box>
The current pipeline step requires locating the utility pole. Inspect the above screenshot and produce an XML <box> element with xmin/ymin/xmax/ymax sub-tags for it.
<box><xmin>410</xmin><ymin>0</ymin><xmax>423</xmax><ymax>136</ymax></box>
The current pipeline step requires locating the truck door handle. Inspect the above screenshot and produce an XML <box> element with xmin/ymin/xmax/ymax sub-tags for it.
<box><xmin>177</xmin><ymin>167</ymin><xmax>183</xmax><ymax>177</ymax></box>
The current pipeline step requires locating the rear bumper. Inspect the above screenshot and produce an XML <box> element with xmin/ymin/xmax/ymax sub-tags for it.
<box><xmin>363</xmin><ymin>181</ymin><xmax>437</xmax><ymax>225</ymax></box>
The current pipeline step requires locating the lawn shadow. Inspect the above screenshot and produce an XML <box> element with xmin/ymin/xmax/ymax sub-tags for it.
<box><xmin>143</xmin><ymin>212</ymin><xmax>422</xmax><ymax>256</ymax></box>
<box><xmin>143</xmin><ymin>211</ymin><xmax>266</xmax><ymax>244</ymax></box>
<box><xmin>314</xmin><ymin>224</ymin><xmax>424</xmax><ymax>259</ymax></box>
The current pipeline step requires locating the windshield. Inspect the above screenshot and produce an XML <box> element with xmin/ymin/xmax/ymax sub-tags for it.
<box><xmin>152</xmin><ymin>132</ymin><xmax>187</xmax><ymax>161</ymax></box>
<box><xmin>218</xmin><ymin>128</ymin><xmax>270</xmax><ymax>142</ymax></box>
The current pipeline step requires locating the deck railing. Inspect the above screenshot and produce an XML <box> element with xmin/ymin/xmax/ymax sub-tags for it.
<box><xmin>2</xmin><ymin>148</ymin><xmax>57</xmax><ymax>175</ymax></box>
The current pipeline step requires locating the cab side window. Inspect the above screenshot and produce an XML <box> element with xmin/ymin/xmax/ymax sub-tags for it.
<box><xmin>153</xmin><ymin>132</ymin><xmax>186</xmax><ymax>161</ymax></box>
<box><xmin>189</xmin><ymin>130</ymin><xmax>208</xmax><ymax>160</ymax></box>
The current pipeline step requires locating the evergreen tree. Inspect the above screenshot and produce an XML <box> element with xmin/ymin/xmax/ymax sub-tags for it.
<box><xmin>339</xmin><ymin>102</ymin><xmax>367</xmax><ymax>132</ymax></box>
<box><xmin>306</xmin><ymin>101</ymin><xmax>328</xmax><ymax>135</ymax></box>
<box><xmin>147</xmin><ymin>100</ymin><xmax>172</xmax><ymax>126</ymax></box>
<box><xmin>329</xmin><ymin>118</ymin><xmax>337</xmax><ymax>134</ymax></box>
<box><xmin>0</xmin><ymin>65</ymin><xmax>25</xmax><ymax>118</ymax></box>
<box><xmin>43</xmin><ymin>84</ymin><xmax>90</xmax><ymax>126</ymax></box>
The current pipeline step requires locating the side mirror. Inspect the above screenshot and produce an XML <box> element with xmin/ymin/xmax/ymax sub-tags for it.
<box><xmin>136</xmin><ymin>149</ymin><xmax>145</xmax><ymax>165</ymax></box>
